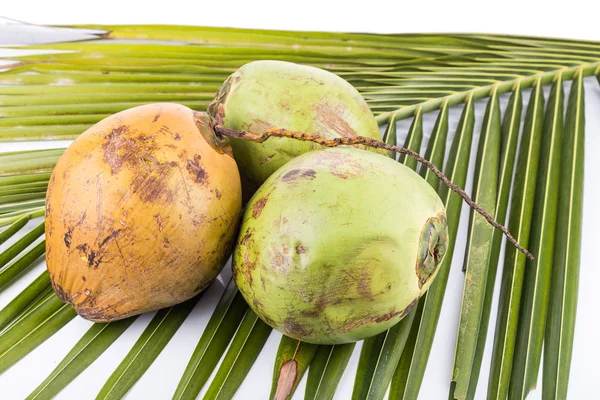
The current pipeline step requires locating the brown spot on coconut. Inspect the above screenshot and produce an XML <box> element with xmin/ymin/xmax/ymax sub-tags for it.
<box><xmin>252</xmin><ymin>197</ymin><xmax>268</xmax><ymax>219</ymax></box>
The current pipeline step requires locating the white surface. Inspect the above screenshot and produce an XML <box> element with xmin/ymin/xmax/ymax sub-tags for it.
<box><xmin>2</xmin><ymin>0</ymin><xmax>600</xmax><ymax>40</ymax></box>
<box><xmin>0</xmin><ymin>7</ymin><xmax>599</xmax><ymax>399</ymax></box>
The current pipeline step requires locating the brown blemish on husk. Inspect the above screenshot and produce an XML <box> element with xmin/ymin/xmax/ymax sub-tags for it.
<box><xmin>260</xmin><ymin>154</ymin><xmax>276</xmax><ymax>165</ymax></box>
<box><xmin>263</xmin><ymin>314</ymin><xmax>276</xmax><ymax>326</ymax></box>
<box><xmin>357</xmin><ymin>273</ymin><xmax>374</xmax><ymax>301</ymax></box>
<box><xmin>133</xmin><ymin>162</ymin><xmax>176</xmax><ymax>203</ymax></box>
<box><xmin>186</xmin><ymin>155</ymin><xmax>208</xmax><ymax>185</ymax></box>
<box><xmin>51</xmin><ymin>278</ymin><xmax>69</xmax><ymax>304</ymax></box>
<box><xmin>252</xmin><ymin>197</ymin><xmax>268</xmax><ymax>218</ymax></box>
<box><xmin>101</xmin><ymin>126</ymin><xmax>159</xmax><ymax>175</ymax></box>
<box><xmin>64</xmin><ymin>228</ymin><xmax>73</xmax><ymax>248</ymax></box>
<box><xmin>401</xmin><ymin>298</ymin><xmax>419</xmax><ymax>317</ymax></box>
<box><xmin>240</xmin><ymin>253</ymin><xmax>256</xmax><ymax>285</ymax></box>
<box><xmin>71</xmin><ymin>288</ymin><xmax>92</xmax><ymax>307</ymax></box>
<box><xmin>154</xmin><ymin>214</ymin><xmax>164</xmax><ymax>232</ymax></box>
<box><xmin>239</xmin><ymin>228</ymin><xmax>254</xmax><ymax>246</ymax></box>
<box><xmin>274</xmin><ymin>360</ymin><xmax>299</xmax><ymax>400</ymax></box>
<box><xmin>102</xmin><ymin>126</ymin><xmax>178</xmax><ymax>204</ymax></box>
<box><xmin>248</xmin><ymin>120</ymin><xmax>274</xmax><ymax>134</ymax></box>
<box><xmin>341</xmin><ymin>298</ymin><xmax>418</xmax><ymax>333</ymax></box>
<box><xmin>46</xmin><ymin>174</ymin><xmax>56</xmax><ymax>218</ymax></box>
<box><xmin>260</xmin><ymin>276</ymin><xmax>267</xmax><ymax>291</ymax></box>
<box><xmin>271</xmin><ymin>251</ymin><xmax>284</xmax><ymax>268</ymax></box>
<box><xmin>252</xmin><ymin>298</ymin><xmax>263</xmax><ymax>311</ymax></box>
<box><xmin>314</xmin><ymin>293</ymin><xmax>328</xmax><ymax>313</ymax></box>
<box><xmin>313</xmin><ymin>102</ymin><xmax>357</xmax><ymax>138</ymax></box>
<box><xmin>152</xmin><ymin>109</ymin><xmax>161</xmax><ymax>123</ymax></box>
<box><xmin>100</xmin><ymin>229</ymin><xmax>122</xmax><ymax>247</ymax></box>
<box><xmin>295</xmin><ymin>244</ymin><xmax>307</xmax><ymax>254</ymax></box>
<box><xmin>157</xmin><ymin>124</ymin><xmax>180</xmax><ymax>141</ymax></box>
<box><xmin>76</xmin><ymin>304</ymin><xmax>121</xmax><ymax>322</ymax></box>
<box><xmin>331</xmin><ymin>162</ymin><xmax>362</xmax><ymax>180</ymax></box>
<box><xmin>301</xmin><ymin>309</ymin><xmax>320</xmax><ymax>317</ymax></box>
<box><xmin>281</xmin><ymin>169</ymin><xmax>302</xmax><ymax>182</ymax></box>
<box><xmin>283</xmin><ymin>317</ymin><xmax>313</xmax><ymax>338</ymax></box>
<box><xmin>281</xmin><ymin>169</ymin><xmax>317</xmax><ymax>182</ymax></box>
<box><xmin>75</xmin><ymin>211</ymin><xmax>87</xmax><ymax>227</ymax></box>
<box><xmin>75</xmin><ymin>229</ymin><xmax>122</xmax><ymax>269</ymax></box>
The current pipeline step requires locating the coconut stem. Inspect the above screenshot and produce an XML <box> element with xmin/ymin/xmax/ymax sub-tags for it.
<box><xmin>213</xmin><ymin>124</ymin><xmax>534</xmax><ymax>261</ymax></box>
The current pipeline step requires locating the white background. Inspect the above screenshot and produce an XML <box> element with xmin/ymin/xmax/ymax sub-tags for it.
<box><xmin>1</xmin><ymin>2</ymin><xmax>599</xmax><ymax>399</ymax></box>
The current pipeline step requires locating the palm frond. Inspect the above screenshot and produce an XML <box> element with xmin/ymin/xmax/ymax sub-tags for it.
<box><xmin>488</xmin><ymin>78</ymin><xmax>545</xmax><ymax>400</ymax></box>
<box><xmin>174</xmin><ymin>279</ymin><xmax>247</xmax><ymax>400</ymax></box>
<box><xmin>543</xmin><ymin>71</ymin><xmax>585</xmax><ymax>400</ymax></box>
<box><xmin>306</xmin><ymin>343</ymin><xmax>355</xmax><ymax>400</ymax></box>
<box><xmin>392</xmin><ymin>96</ymin><xmax>475</xmax><ymax>400</ymax></box>
<box><xmin>451</xmin><ymin>90</ymin><xmax>501</xmax><ymax>400</ymax></box>
<box><xmin>465</xmin><ymin>85</ymin><xmax>523</xmax><ymax>400</ymax></box>
<box><xmin>0</xmin><ymin>23</ymin><xmax>593</xmax><ymax>399</ymax></box>
<box><xmin>270</xmin><ymin>336</ymin><xmax>318</xmax><ymax>400</ymax></box>
<box><xmin>27</xmin><ymin>318</ymin><xmax>135</xmax><ymax>400</ymax></box>
<box><xmin>97</xmin><ymin>296</ymin><xmax>200</xmax><ymax>399</ymax></box>
<box><xmin>351</xmin><ymin>110</ymin><xmax>423</xmax><ymax>400</ymax></box>
<box><xmin>510</xmin><ymin>74</ymin><xmax>564</xmax><ymax>399</ymax></box>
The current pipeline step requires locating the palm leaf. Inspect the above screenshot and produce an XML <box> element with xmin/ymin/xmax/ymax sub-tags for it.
<box><xmin>305</xmin><ymin>343</ymin><xmax>355</xmax><ymax>400</ymax></box>
<box><xmin>465</xmin><ymin>86</ymin><xmax>523</xmax><ymax>400</ymax></box>
<box><xmin>488</xmin><ymin>79</ymin><xmax>545</xmax><ymax>400</ymax></box>
<box><xmin>27</xmin><ymin>318</ymin><xmax>135</xmax><ymax>400</ymax></box>
<box><xmin>270</xmin><ymin>336</ymin><xmax>318</xmax><ymax>400</ymax></box>
<box><xmin>510</xmin><ymin>74</ymin><xmax>564</xmax><ymax>399</ymax></box>
<box><xmin>0</xmin><ymin>24</ymin><xmax>595</xmax><ymax>400</ymax></box>
<box><xmin>451</xmin><ymin>90</ymin><xmax>501</xmax><ymax>400</ymax></box>
<box><xmin>0</xmin><ymin>208</ymin><xmax>45</xmax><ymax>228</ymax></box>
<box><xmin>0</xmin><ymin>220</ymin><xmax>44</xmax><ymax>269</ymax></box>
<box><xmin>174</xmin><ymin>279</ymin><xmax>248</xmax><ymax>400</ymax></box>
<box><xmin>0</xmin><ymin>239</ymin><xmax>45</xmax><ymax>290</ymax></box>
<box><xmin>0</xmin><ymin>292</ymin><xmax>76</xmax><ymax>374</ymax></box>
<box><xmin>97</xmin><ymin>296</ymin><xmax>201</xmax><ymax>400</ymax></box>
<box><xmin>391</xmin><ymin>96</ymin><xmax>475</xmax><ymax>399</ymax></box>
<box><xmin>0</xmin><ymin>214</ymin><xmax>36</xmax><ymax>246</ymax></box>
<box><xmin>203</xmin><ymin>309</ymin><xmax>272</xmax><ymax>400</ymax></box>
<box><xmin>0</xmin><ymin>271</ymin><xmax>50</xmax><ymax>330</ymax></box>
<box><xmin>397</xmin><ymin>108</ymin><xmax>423</xmax><ymax>169</ymax></box>
<box><xmin>543</xmin><ymin>70</ymin><xmax>585</xmax><ymax>400</ymax></box>
<box><xmin>350</xmin><ymin>108</ymin><xmax>423</xmax><ymax>400</ymax></box>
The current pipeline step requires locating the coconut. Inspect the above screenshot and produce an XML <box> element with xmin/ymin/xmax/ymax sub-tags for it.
<box><xmin>208</xmin><ymin>60</ymin><xmax>383</xmax><ymax>185</ymax></box>
<box><xmin>45</xmin><ymin>103</ymin><xmax>242</xmax><ymax>322</ymax></box>
<box><xmin>233</xmin><ymin>148</ymin><xmax>448</xmax><ymax>344</ymax></box>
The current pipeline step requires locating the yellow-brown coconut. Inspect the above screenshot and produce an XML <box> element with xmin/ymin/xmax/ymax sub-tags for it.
<box><xmin>45</xmin><ymin>103</ymin><xmax>242</xmax><ymax>322</ymax></box>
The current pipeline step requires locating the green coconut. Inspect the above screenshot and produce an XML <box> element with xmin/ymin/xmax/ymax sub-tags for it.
<box><xmin>208</xmin><ymin>60</ymin><xmax>383</xmax><ymax>185</ymax></box>
<box><xmin>233</xmin><ymin>148</ymin><xmax>448</xmax><ymax>345</ymax></box>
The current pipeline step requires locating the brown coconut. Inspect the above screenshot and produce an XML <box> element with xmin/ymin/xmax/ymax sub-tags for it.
<box><xmin>45</xmin><ymin>103</ymin><xmax>241</xmax><ymax>322</ymax></box>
